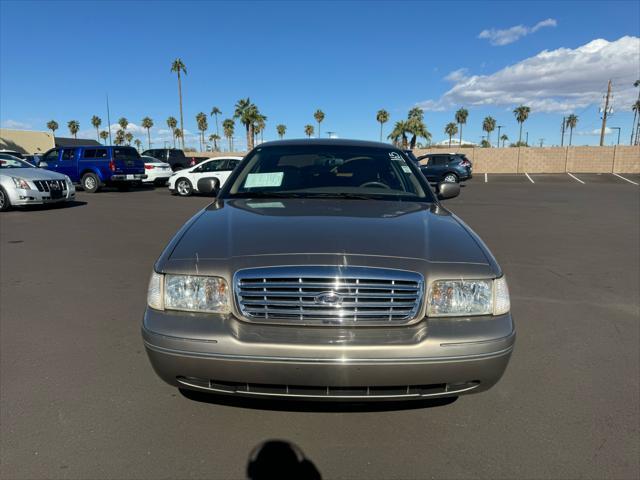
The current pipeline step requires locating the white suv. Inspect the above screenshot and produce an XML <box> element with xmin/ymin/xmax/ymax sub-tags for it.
<box><xmin>168</xmin><ymin>156</ymin><xmax>242</xmax><ymax>196</ymax></box>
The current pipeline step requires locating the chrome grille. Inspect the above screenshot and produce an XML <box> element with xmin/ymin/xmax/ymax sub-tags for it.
<box><xmin>33</xmin><ymin>180</ymin><xmax>66</xmax><ymax>192</ymax></box>
<box><xmin>234</xmin><ymin>266</ymin><xmax>424</xmax><ymax>326</ymax></box>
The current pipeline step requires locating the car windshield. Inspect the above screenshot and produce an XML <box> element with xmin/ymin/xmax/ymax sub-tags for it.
<box><xmin>0</xmin><ymin>155</ymin><xmax>33</xmax><ymax>168</ymax></box>
<box><xmin>224</xmin><ymin>144</ymin><xmax>434</xmax><ymax>201</ymax></box>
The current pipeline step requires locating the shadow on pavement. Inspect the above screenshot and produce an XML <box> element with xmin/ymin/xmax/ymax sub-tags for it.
<box><xmin>247</xmin><ymin>440</ymin><xmax>322</xmax><ymax>480</ymax></box>
<box><xmin>179</xmin><ymin>388</ymin><xmax>458</xmax><ymax>412</ymax></box>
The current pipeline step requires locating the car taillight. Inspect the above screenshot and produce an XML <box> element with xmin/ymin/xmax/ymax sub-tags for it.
<box><xmin>145</xmin><ymin>164</ymin><xmax>155</xmax><ymax>170</ymax></box>
<box><xmin>109</xmin><ymin>159</ymin><xmax>116</xmax><ymax>172</ymax></box>
<box><xmin>460</xmin><ymin>160</ymin><xmax>471</xmax><ymax>167</ymax></box>
<box><xmin>189</xmin><ymin>158</ymin><xmax>196</xmax><ymax>166</ymax></box>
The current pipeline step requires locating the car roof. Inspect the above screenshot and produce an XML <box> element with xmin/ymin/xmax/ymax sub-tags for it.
<box><xmin>256</xmin><ymin>138</ymin><xmax>396</xmax><ymax>149</ymax></box>
<box><xmin>202</xmin><ymin>156</ymin><xmax>243</xmax><ymax>161</ymax></box>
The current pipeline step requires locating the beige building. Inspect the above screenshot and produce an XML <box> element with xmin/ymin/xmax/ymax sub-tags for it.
<box><xmin>0</xmin><ymin>128</ymin><xmax>55</xmax><ymax>154</ymax></box>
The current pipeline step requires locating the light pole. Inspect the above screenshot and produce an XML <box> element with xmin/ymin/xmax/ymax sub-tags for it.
<box><xmin>496</xmin><ymin>125</ymin><xmax>503</xmax><ymax>148</ymax></box>
<box><xmin>525</xmin><ymin>131</ymin><xmax>529</xmax><ymax>146</ymax></box>
<box><xmin>610</xmin><ymin>127</ymin><xmax>621</xmax><ymax>145</ymax></box>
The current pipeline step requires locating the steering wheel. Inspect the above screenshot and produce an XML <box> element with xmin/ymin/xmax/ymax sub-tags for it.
<box><xmin>359</xmin><ymin>181</ymin><xmax>390</xmax><ymax>189</ymax></box>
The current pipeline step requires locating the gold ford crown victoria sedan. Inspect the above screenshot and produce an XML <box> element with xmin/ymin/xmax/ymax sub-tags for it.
<box><xmin>142</xmin><ymin>139</ymin><xmax>514</xmax><ymax>401</ymax></box>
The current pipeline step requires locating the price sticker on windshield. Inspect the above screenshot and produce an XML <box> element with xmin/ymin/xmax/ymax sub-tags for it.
<box><xmin>244</xmin><ymin>172</ymin><xmax>284</xmax><ymax>188</ymax></box>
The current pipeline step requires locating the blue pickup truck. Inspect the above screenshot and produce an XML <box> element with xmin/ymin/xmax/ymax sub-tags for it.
<box><xmin>38</xmin><ymin>146</ymin><xmax>146</xmax><ymax>192</ymax></box>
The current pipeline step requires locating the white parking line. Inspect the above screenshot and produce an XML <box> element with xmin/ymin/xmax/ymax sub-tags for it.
<box><xmin>612</xmin><ymin>173</ymin><xmax>639</xmax><ymax>185</ymax></box>
<box><xmin>567</xmin><ymin>172</ymin><xmax>585</xmax><ymax>184</ymax></box>
<box><xmin>484</xmin><ymin>173</ymin><xmax>488</xmax><ymax>183</ymax></box>
<box><xmin>524</xmin><ymin>172</ymin><xmax>535</xmax><ymax>184</ymax></box>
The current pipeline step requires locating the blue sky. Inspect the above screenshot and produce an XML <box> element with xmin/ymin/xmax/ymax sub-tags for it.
<box><xmin>1</xmin><ymin>0</ymin><xmax>639</xmax><ymax>149</ymax></box>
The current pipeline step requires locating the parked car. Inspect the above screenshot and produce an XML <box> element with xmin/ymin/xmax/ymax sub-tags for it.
<box><xmin>22</xmin><ymin>154</ymin><xmax>41</xmax><ymax>167</ymax></box>
<box><xmin>416</xmin><ymin>153</ymin><xmax>473</xmax><ymax>183</ymax></box>
<box><xmin>403</xmin><ymin>149</ymin><xmax>420</xmax><ymax>163</ymax></box>
<box><xmin>0</xmin><ymin>149</ymin><xmax>25</xmax><ymax>159</ymax></box>
<box><xmin>141</xmin><ymin>148</ymin><xmax>200</xmax><ymax>172</ymax></box>
<box><xmin>38</xmin><ymin>146</ymin><xmax>146</xmax><ymax>192</ymax></box>
<box><xmin>168</xmin><ymin>156</ymin><xmax>242</xmax><ymax>196</ymax></box>
<box><xmin>141</xmin><ymin>156</ymin><xmax>172</xmax><ymax>186</ymax></box>
<box><xmin>0</xmin><ymin>154</ymin><xmax>75</xmax><ymax>211</ymax></box>
<box><xmin>143</xmin><ymin>139</ymin><xmax>514</xmax><ymax>401</ymax></box>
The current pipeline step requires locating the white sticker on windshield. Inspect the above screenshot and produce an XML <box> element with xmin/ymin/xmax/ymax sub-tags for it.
<box><xmin>401</xmin><ymin>165</ymin><xmax>412</xmax><ymax>173</ymax></box>
<box><xmin>246</xmin><ymin>202</ymin><xmax>285</xmax><ymax>209</ymax></box>
<box><xmin>244</xmin><ymin>172</ymin><xmax>284</xmax><ymax>188</ymax></box>
<box><xmin>389</xmin><ymin>151</ymin><xmax>403</xmax><ymax>161</ymax></box>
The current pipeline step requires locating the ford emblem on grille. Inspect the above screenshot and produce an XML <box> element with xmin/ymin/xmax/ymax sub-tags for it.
<box><xmin>314</xmin><ymin>292</ymin><xmax>343</xmax><ymax>306</ymax></box>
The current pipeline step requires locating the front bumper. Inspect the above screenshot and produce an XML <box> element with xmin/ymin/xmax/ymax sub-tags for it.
<box><xmin>142</xmin><ymin>308</ymin><xmax>515</xmax><ymax>400</ymax></box>
<box><xmin>10</xmin><ymin>187</ymin><xmax>75</xmax><ymax>206</ymax></box>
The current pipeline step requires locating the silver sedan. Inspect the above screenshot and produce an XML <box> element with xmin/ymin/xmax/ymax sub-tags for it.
<box><xmin>0</xmin><ymin>154</ymin><xmax>75</xmax><ymax>211</ymax></box>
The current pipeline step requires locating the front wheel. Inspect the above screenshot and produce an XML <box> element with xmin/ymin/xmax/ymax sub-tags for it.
<box><xmin>175</xmin><ymin>178</ymin><xmax>193</xmax><ymax>197</ymax></box>
<box><xmin>0</xmin><ymin>187</ymin><xmax>11</xmax><ymax>211</ymax></box>
<box><xmin>81</xmin><ymin>173</ymin><xmax>100</xmax><ymax>193</ymax></box>
<box><xmin>443</xmin><ymin>173</ymin><xmax>459</xmax><ymax>183</ymax></box>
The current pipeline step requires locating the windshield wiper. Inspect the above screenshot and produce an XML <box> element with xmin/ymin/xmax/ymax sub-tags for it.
<box><xmin>229</xmin><ymin>191</ymin><xmax>308</xmax><ymax>199</ymax></box>
<box><xmin>300</xmin><ymin>192</ymin><xmax>397</xmax><ymax>200</ymax></box>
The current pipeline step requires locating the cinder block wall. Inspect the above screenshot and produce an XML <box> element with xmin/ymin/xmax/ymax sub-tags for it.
<box><xmin>413</xmin><ymin>146</ymin><xmax>639</xmax><ymax>173</ymax></box>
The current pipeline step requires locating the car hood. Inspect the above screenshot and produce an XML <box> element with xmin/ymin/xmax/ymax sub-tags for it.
<box><xmin>0</xmin><ymin>167</ymin><xmax>67</xmax><ymax>180</ymax></box>
<box><xmin>166</xmin><ymin>199</ymin><xmax>493</xmax><ymax>269</ymax></box>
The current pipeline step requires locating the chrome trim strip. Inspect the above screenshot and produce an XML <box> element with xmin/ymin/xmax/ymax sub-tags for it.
<box><xmin>144</xmin><ymin>340</ymin><xmax>513</xmax><ymax>364</ymax></box>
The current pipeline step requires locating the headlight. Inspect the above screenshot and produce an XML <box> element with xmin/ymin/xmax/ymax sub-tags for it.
<box><xmin>64</xmin><ymin>175</ymin><xmax>73</xmax><ymax>185</ymax></box>
<box><xmin>11</xmin><ymin>177</ymin><xmax>30</xmax><ymax>189</ymax></box>
<box><xmin>427</xmin><ymin>277</ymin><xmax>510</xmax><ymax>317</ymax></box>
<box><xmin>147</xmin><ymin>272</ymin><xmax>230</xmax><ymax>313</ymax></box>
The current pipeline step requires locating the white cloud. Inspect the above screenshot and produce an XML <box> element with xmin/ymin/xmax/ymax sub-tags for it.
<box><xmin>418</xmin><ymin>36</ymin><xmax>640</xmax><ymax>113</ymax></box>
<box><xmin>576</xmin><ymin>127</ymin><xmax>612</xmax><ymax>136</ymax></box>
<box><xmin>479</xmin><ymin>18</ymin><xmax>558</xmax><ymax>46</ymax></box>
<box><xmin>1</xmin><ymin>119</ymin><xmax>32</xmax><ymax>129</ymax></box>
<box><xmin>444</xmin><ymin>68</ymin><xmax>468</xmax><ymax>82</ymax></box>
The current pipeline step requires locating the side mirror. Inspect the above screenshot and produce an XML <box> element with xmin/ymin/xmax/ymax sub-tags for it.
<box><xmin>38</xmin><ymin>161</ymin><xmax>48</xmax><ymax>168</ymax></box>
<box><xmin>197</xmin><ymin>177</ymin><xmax>220</xmax><ymax>196</ymax></box>
<box><xmin>437</xmin><ymin>182</ymin><xmax>460</xmax><ymax>200</ymax></box>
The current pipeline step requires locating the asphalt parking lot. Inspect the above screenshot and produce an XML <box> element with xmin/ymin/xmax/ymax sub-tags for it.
<box><xmin>1</xmin><ymin>174</ymin><xmax>638</xmax><ymax>480</ymax></box>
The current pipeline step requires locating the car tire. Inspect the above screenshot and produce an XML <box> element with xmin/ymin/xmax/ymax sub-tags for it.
<box><xmin>81</xmin><ymin>173</ymin><xmax>100</xmax><ymax>193</ymax></box>
<box><xmin>0</xmin><ymin>186</ymin><xmax>11</xmax><ymax>211</ymax></box>
<box><xmin>443</xmin><ymin>173</ymin><xmax>459</xmax><ymax>183</ymax></box>
<box><xmin>173</xmin><ymin>165</ymin><xmax>184</xmax><ymax>172</ymax></box>
<box><xmin>175</xmin><ymin>178</ymin><xmax>193</xmax><ymax>197</ymax></box>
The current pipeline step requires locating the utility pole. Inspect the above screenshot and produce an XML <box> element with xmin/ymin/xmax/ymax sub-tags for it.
<box><xmin>560</xmin><ymin>117</ymin><xmax>566</xmax><ymax>146</ymax></box>
<box><xmin>599</xmin><ymin>79</ymin><xmax>613</xmax><ymax>146</ymax></box>
<box><xmin>611</xmin><ymin>127</ymin><xmax>621</xmax><ymax>145</ymax></box>
<box><xmin>496</xmin><ymin>125</ymin><xmax>503</xmax><ymax>148</ymax></box>
<box><xmin>106</xmin><ymin>93</ymin><xmax>113</xmax><ymax>145</ymax></box>
<box><xmin>525</xmin><ymin>131</ymin><xmax>529</xmax><ymax>145</ymax></box>
<box><xmin>539</xmin><ymin>138</ymin><xmax>544</xmax><ymax>148</ymax></box>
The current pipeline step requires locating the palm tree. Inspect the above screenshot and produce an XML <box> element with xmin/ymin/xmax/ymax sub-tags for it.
<box><xmin>304</xmin><ymin>124</ymin><xmax>314</xmax><ymax>138</ymax></box>
<box><xmin>99</xmin><ymin>130</ymin><xmax>109</xmax><ymax>145</ymax></box>
<box><xmin>406</xmin><ymin>109</ymin><xmax>430</xmax><ymax>149</ymax></box>
<box><xmin>482</xmin><ymin>116</ymin><xmax>496</xmax><ymax>146</ymax></box>
<box><xmin>91</xmin><ymin>115</ymin><xmax>102</xmax><ymax>141</ymax></box>
<box><xmin>276</xmin><ymin>124</ymin><xmax>287</xmax><ymax>139</ymax></box>
<box><xmin>141</xmin><ymin>117</ymin><xmax>154</xmax><ymax>149</ymax></box>
<box><xmin>565</xmin><ymin>114</ymin><xmax>578</xmax><ymax>146</ymax></box>
<box><xmin>455</xmin><ymin>108</ymin><xmax>468</xmax><ymax>146</ymax></box>
<box><xmin>118</xmin><ymin>117</ymin><xmax>129</xmax><ymax>136</ymax></box>
<box><xmin>376</xmin><ymin>109</ymin><xmax>389</xmax><ymax>142</ymax></box>
<box><xmin>125</xmin><ymin>132</ymin><xmax>134</xmax><ymax>145</ymax></box>
<box><xmin>633</xmin><ymin>99</ymin><xmax>640</xmax><ymax>146</ymax></box>
<box><xmin>114</xmin><ymin>129</ymin><xmax>125</xmax><ymax>145</ymax></box>
<box><xmin>500</xmin><ymin>134</ymin><xmax>508</xmax><ymax>147</ymax></box>
<box><xmin>388</xmin><ymin>121</ymin><xmax>409</xmax><ymax>149</ymax></box>
<box><xmin>67</xmin><ymin>120</ymin><xmax>80</xmax><ymax>138</ymax></box>
<box><xmin>173</xmin><ymin>128</ymin><xmax>183</xmax><ymax>147</ymax></box>
<box><xmin>196</xmin><ymin>112</ymin><xmax>208</xmax><ymax>151</ymax></box>
<box><xmin>166</xmin><ymin>116</ymin><xmax>178</xmax><ymax>148</ymax></box>
<box><xmin>210</xmin><ymin>106</ymin><xmax>221</xmax><ymax>136</ymax></box>
<box><xmin>253</xmin><ymin>114</ymin><xmax>267</xmax><ymax>145</ymax></box>
<box><xmin>46</xmin><ymin>120</ymin><xmax>58</xmax><ymax>136</ymax></box>
<box><xmin>222</xmin><ymin>118</ymin><xmax>235</xmax><ymax>151</ymax></box>
<box><xmin>444</xmin><ymin>122</ymin><xmax>458</xmax><ymax>147</ymax></box>
<box><xmin>234</xmin><ymin>98</ymin><xmax>261</xmax><ymax>150</ymax></box>
<box><xmin>134</xmin><ymin>138</ymin><xmax>142</xmax><ymax>151</ymax></box>
<box><xmin>513</xmin><ymin>105</ymin><xmax>531</xmax><ymax>144</ymax></box>
<box><xmin>170</xmin><ymin>58</ymin><xmax>187</xmax><ymax>148</ymax></box>
<box><xmin>208</xmin><ymin>133</ymin><xmax>220</xmax><ymax>151</ymax></box>
<box><xmin>314</xmin><ymin>109</ymin><xmax>325</xmax><ymax>138</ymax></box>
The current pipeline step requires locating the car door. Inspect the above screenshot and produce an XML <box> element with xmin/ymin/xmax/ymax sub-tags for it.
<box><xmin>189</xmin><ymin>159</ymin><xmax>225</xmax><ymax>190</ymax></box>
<box><xmin>217</xmin><ymin>159</ymin><xmax>240</xmax><ymax>186</ymax></box>
<box><xmin>57</xmin><ymin>148</ymin><xmax>79</xmax><ymax>179</ymax></box>
<box><xmin>39</xmin><ymin>148</ymin><xmax>62</xmax><ymax>171</ymax></box>
<box><xmin>421</xmin><ymin>156</ymin><xmax>440</xmax><ymax>182</ymax></box>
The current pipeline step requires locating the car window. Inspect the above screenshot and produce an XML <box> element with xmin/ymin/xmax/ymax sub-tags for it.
<box><xmin>0</xmin><ymin>156</ymin><xmax>33</xmax><ymax>168</ymax></box>
<box><xmin>225</xmin><ymin>145</ymin><xmax>433</xmax><ymax>201</ymax></box>
<box><xmin>227</xmin><ymin>159</ymin><xmax>240</xmax><ymax>170</ymax></box>
<box><xmin>114</xmin><ymin>147</ymin><xmax>140</xmax><ymax>160</ymax></box>
<box><xmin>200</xmin><ymin>159</ymin><xmax>224</xmax><ymax>172</ymax></box>
<box><xmin>168</xmin><ymin>150</ymin><xmax>185</xmax><ymax>159</ymax></box>
<box><xmin>95</xmin><ymin>149</ymin><xmax>108</xmax><ymax>159</ymax></box>
<box><xmin>83</xmin><ymin>149</ymin><xmax>96</xmax><ymax>159</ymax></box>
<box><xmin>61</xmin><ymin>149</ymin><xmax>75</xmax><ymax>161</ymax></box>
<box><xmin>43</xmin><ymin>149</ymin><xmax>60</xmax><ymax>161</ymax></box>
